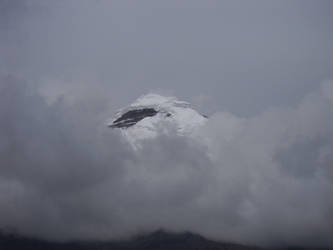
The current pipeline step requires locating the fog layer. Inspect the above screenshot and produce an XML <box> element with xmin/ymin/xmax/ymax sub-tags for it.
<box><xmin>1</xmin><ymin>0</ymin><xmax>333</xmax><ymax>247</ymax></box>
<box><xmin>0</xmin><ymin>78</ymin><xmax>333</xmax><ymax>247</ymax></box>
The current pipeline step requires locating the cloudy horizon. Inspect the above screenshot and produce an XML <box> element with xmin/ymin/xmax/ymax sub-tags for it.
<box><xmin>1</xmin><ymin>0</ymin><xmax>333</xmax><ymax>248</ymax></box>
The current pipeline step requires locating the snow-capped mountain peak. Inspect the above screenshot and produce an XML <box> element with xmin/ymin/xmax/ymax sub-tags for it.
<box><xmin>107</xmin><ymin>93</ymin><xmax>207</xmax><ymax>148</ymax></box>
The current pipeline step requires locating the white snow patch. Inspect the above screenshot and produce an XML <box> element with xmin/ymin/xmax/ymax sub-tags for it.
<box><xmin>107</xmin><ymin>93</ymin><xmax>207</xmax><ymax>149</ymax></box>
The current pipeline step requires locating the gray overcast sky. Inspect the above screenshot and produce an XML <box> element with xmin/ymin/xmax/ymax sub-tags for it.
<box><xmin>1</xmin><ymin>1</ymin><xmax>333</xmax><ymax>247</ymax></box>
<box><xmin>1</xmin><ymin>0</ymin><xmax>333</xmax><ymax>115</ymax></box>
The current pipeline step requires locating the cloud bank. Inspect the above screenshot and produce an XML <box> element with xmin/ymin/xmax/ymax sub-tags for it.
<box><xmin>0</xmin><ymin>77</ymin><xmax>333</xmax><ymax>247</ymax></box>
<box><xmin>1</xmin><ymin>0</ymin><xmax>333</xmax><ymax>247</ymax></box>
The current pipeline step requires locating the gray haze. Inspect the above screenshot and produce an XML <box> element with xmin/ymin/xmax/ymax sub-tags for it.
<box><xmin>1</xmin><ymin>0</ymin><xmax>333</xmax><ymax>247</ymax></box>
<box><xmin>1</xmin><ymin>0</ymin><xmax>333</xmax><ymax>115</ymax></box>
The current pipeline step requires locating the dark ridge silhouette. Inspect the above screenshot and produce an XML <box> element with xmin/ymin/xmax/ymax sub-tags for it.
<box><xmin>0</xmin><ymin>230</ymin><xmax>259</xmax><ymax>250</ymax></box>
<box><xmin>1</xmin><ymin>230</ymin><xmax>332</xmax><ymax>250</ymax></box>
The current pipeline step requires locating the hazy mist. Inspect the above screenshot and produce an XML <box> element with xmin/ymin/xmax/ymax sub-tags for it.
<box><xmin>1</xmin><ymin>0</ymin><xmax>333</xmax><ymax>247</ymax></box>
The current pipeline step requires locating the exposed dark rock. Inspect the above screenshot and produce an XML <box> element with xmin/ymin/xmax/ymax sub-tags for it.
<box><xmin>109</xmin><ymin>108</ymin><xmax>158</xmax><ymax>128</ymax></box>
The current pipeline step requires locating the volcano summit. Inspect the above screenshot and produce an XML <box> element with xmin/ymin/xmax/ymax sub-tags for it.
<box><xmin>108</xmin><ymin>94</ymin><xmax>207</xmax><ymax>147</ymax></box>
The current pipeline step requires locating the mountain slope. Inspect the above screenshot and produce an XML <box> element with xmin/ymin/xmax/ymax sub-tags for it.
<box><xmin>107</xmin><ymin>93</ymin><xmax>207</xmax><ymax>148</ymax></box>
<box><xmin>0</xmin><ymin>230</ymin><xmax>261</xmax><ymax>250</ymax></box>
<box><xmin>1</xmin><ymin>230</ymin><xmax>331</xmax><ymax>250</ymax></box>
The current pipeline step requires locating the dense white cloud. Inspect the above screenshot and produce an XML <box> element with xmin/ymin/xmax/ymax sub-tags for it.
<box><xmin>0</xmin><ymin>78</ymin><xmax>333</xmax><ymax>247</ymax></box>
<box><xmin>1</xmin><ymin>0</ymin><xmax>333</xmax><ymax>247</ymax></box>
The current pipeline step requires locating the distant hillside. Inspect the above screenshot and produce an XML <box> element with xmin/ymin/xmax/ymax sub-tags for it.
<box><xmin>0</xmin><ymin>230</ymin><xmax>331</xmax><ymax>250</ymax></box>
